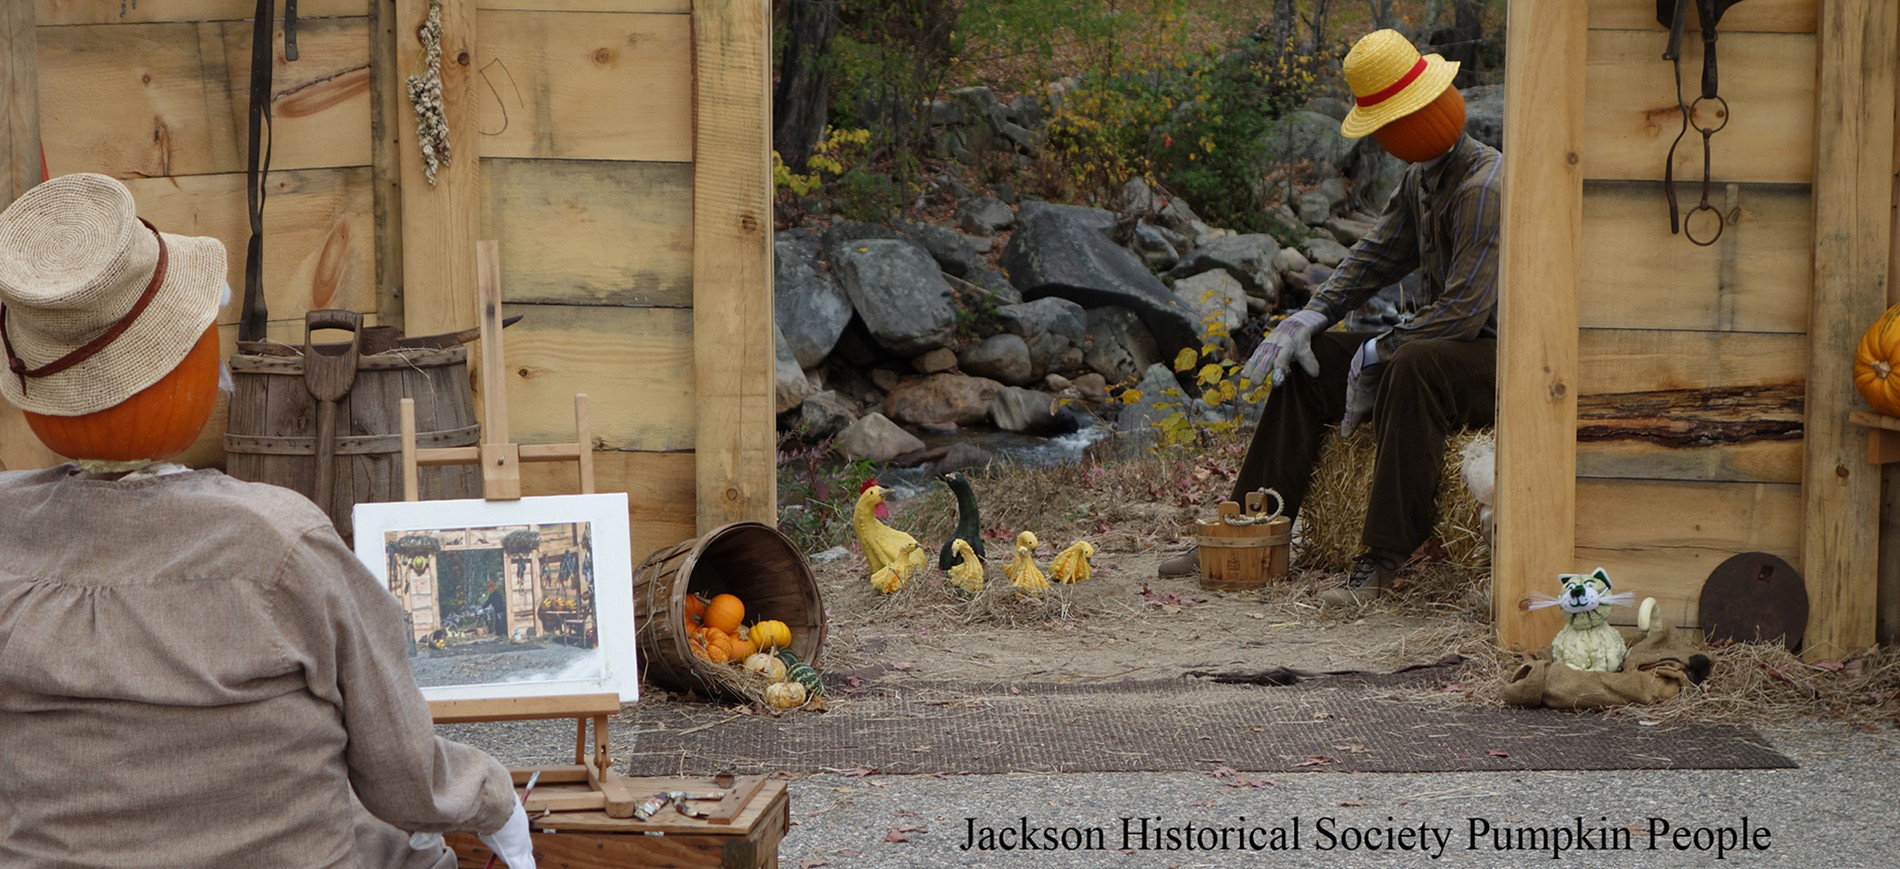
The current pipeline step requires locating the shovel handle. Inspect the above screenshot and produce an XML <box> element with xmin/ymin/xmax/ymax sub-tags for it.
<box><xmin>304</xmin><ymin>309</ymin><xmax>362</xmax><ymax>400</ymax></box>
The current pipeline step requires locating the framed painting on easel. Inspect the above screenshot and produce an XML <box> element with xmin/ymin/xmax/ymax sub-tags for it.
<box><xmin>353</xmin><ymin>492</ymin><xmax>639</xmax><ymax>703</ymax></box>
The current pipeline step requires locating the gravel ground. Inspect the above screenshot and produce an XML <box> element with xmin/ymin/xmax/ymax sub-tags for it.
<box><xmin>408</xmin><ymin>638</ymin><xmax>599</xmax><ymax>688</ymax></box>
<box><xmin>773</xmin><ymin>721</ymin><xmax>1898</xmax><ymax>868</ymax></box>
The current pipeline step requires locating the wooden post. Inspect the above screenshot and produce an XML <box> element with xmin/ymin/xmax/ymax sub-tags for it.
<box><xmin>476</xmin><ymin>240</ymin><xmax>521</xmax><ymax>500</ymax></box>
<box><xmin>2</xmin><ymin>0</ymin><xmax>38</xmax><ymax>205</ymax></box>
<box><xmin>1494</xmin><ymin>0</ymin><xmax>1585</xmax><ymax>650</ymax></box>
<box><xmin>1805</xmin><ymin>0</ymin><xmax>1896</xmax><ymax>659</ymax></box>
<box><xmin>395</xmin><ymin>0</ymin><xmax>479</xmax><ymax>337</ymax></box>
<box><xmin>691</xmin><ymin>0</ymin><xmax>776</xmax><ymax>532</ymax></box>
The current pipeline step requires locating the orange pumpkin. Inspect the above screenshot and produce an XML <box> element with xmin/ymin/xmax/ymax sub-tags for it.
<box><xmin>728</xmin><ymin>636</ymin><xmax>759</xmax><ymax>659</ymax></box>
<box><xmin>703</xmin><ymin>593</ymin><xmax>745</xmax><ymax>633</ymax></box>
<box><xmin>1372</xmin><ymin>86</ymin><xmax>1466</xmax><ymax>163</ymax></box>
<box><xmin>24</xmin><ymin>324</ymin><xmax>220</xmax><ymax>461</ymax></box>
<box><xmin>682</xmin><ymin>592</ymin><xmax>708</xmax><ymax>623</ymax></box>
<box><xmin>1856</xmin><ymin>304</ymin><xmax>1900</xmax><ymax>415</ymax></box>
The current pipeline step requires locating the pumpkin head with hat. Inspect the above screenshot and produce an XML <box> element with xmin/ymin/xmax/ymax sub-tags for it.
<box><xmin>0</xmin><ymin>173</ymin><xmax>228</xmax><ymax>463</ymax></box>
<box><xmin>1339</xmin><ymin>29</ymin><xmax>1466</xmax><ymax>163</ymax></box>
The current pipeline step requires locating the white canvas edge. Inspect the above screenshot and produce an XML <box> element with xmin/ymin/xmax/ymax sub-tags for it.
<box><xmin>351</xmin><ymin>492</ymin><xmax>640</xmax><ymax>703</ymax></box>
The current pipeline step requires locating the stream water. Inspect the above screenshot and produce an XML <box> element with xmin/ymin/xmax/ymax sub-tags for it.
<box><xmin>880</xmin><ymin>423</ymin><xmax>1114</xmax><ymax>498</ymax></box>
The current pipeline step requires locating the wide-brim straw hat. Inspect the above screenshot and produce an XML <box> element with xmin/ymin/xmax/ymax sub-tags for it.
<box><xmin>1339</xmin><ymin>29</ymin><xmax>1461</xmax><ymax>139</ymax></box>
<box><xmin>0</xmin><ymin>173</ymin><xmax>225</xmax><ymax>416</ymax></box>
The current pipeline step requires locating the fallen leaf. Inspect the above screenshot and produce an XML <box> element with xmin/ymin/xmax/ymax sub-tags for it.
<box><xmin>885</xmin><ymin>829</ymin><xmax>911</xmax><ymax>843</ymax></box>
<box><xmin>836</xmin><ymin>767</ymin><xmax>877</xmax><ymax>777</ymax></box>
<box><xmin>1505</xmin><ymin>816</ymin><xmax>1523</xmax><ymax>824</ymax></box>
<box><xmin>1441</xmin><ymin>682</ymin><xmax>1469</xmax><ymax>693</ymax></box>
<box><xmin>1008</xmin><ymin>685</ymin><xmax>1021</xmax><ymax>695</ymax></box>
<box><xmin>1245</xmin><ymin>612</ymin><xmax>1266</xmax><ymax>619</ymax></box>
<box><xmin>1339</xmin><ymin>800</ymin><xmax>1367</xmax><ymax>807</ymax></box>
<box><xmin>836</xmin><ymin>849</ymin><xmax>861</xmax><ymax>857</ymax></box>
<box><xmin>797</xmin><ymin>861</ymin><xmax>829</xmax><ymax>869</ymax></box>
<box><xmin>1210</xmin><ymin>766</ymin><xmax>1240</xmax><ymax>778</ymax></box>
<box><xmin>891</xmin><ymin>662</ymin><xmax>914</xmax><ymax>671</ymax></box>
<box><xmin>1294</xmin><ymin>756</ymin><xmax>1335</xmax><ymax>767</ymax></box>
<box><xmin>1810</xmin><ymin>661</ymin><xmax>1847</xmax><ymax>672</ymax></box>
<box><xmin>1487</xmin><ymin>750</ymin><xmax>1510</xmax><ymax>758</ymax></box>
<box><xmin>1190</xmin><ymin>799</ymin><xmax>1217</xmax><ymax>808</ymax></box>
<box><xmin>832</xmin><ymin>786</ymin><xmax>857</xmax><ymax>793</ymax></box>
<box><xmin>914</xmin><ymin>744</ymin><xmax>933</xmax><ymax>752</ymax></box>
<box><xmin>896</xmin><ymin>810</ymin><xmax>921</xmax><ymax>818</ymax></box>
<box><xmin>866</xmin><ymin>780</ymin><xmax>888</xmax><ymax>788</ymax></box>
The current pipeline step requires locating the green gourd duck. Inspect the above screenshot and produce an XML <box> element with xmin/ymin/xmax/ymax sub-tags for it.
<box><xmin>937</xmin><ymin>471</ymin><xmax>985</xmax><ymax>570</ymax></box>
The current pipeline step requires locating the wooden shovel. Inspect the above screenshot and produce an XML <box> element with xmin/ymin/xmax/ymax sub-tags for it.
<box><xmin>304</xmin><ymin>310</ymin><xmax>362</xmax><ymax>519</ymax></box>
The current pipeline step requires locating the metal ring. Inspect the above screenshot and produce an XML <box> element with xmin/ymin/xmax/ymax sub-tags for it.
<box><xmin>1688</xmin><ymin>95</ymin><xmax>1729</xmax><ymax>135</ymax></box>
<box><xmin>1683</xmin><ymin>202</ymin><xmax>1725</xmax><ymax>246</ymax></box>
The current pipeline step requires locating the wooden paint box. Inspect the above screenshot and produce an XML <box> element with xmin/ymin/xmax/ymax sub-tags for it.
<box><xmin>1196</xmin><ymin>493</ymin><xmax>1292</xmax><ymax>592</ymax></box>
<box><xmin>446</xmin><ymin>776</ymin><xmax>789</xmax><ymax>868</ymax></box>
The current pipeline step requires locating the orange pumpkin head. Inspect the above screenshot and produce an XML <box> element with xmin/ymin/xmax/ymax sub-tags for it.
<box><xmin>1371</xmin><ymin>85</ymin><xmax>1466</xmax><ymax>163</ymax></box>
<box><xmin>1855</xmin><ymin>303</ymin><xmax>1900</xmax><ymax>415</ymax></box>
<box><xmin>23</xmin><ymin>324</ymin><xmax>220</xmax><ymax>461</ymax></box>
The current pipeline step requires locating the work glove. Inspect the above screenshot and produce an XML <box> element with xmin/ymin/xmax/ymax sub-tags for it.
<box><xmin>1340</xmin><ymin>337</ymin><xmax>1383</xmax><ymax>437</ymax></box>
<box><xmin>1241</xmin><ymin>309</ymin><xmax>1329</xmax><ymax>388</ymax></box>
<box><xmin>479</xmin><ymin>801</ymin><xmax>536</xmax><ymax>869</ymax></box>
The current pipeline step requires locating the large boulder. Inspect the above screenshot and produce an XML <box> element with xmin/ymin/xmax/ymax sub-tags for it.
<box><xmin>774</xmin><ymin>322</ymin><xmax>814</xmax><ymax>414</ymax></box>
<box><xmin>990</xmin><ymin>386</ymin><xmax>1079</xmax><ymax>435</ymax></box>
<box><xmin>1299</xmin><ymin>236</ymin><xmax>1352</xmax><ymax>268</ymax></box>
<box><xmin>958</xmin><ymin>333</ymin><xmax>1035</xmax><ymax>385</ymax></box>
<box><xmin>894</xmin><ymin>218</ymin><xmax>989</xmax><ymax>279</ymax></box>
<box><xmin>883</xmin><ymin>373</ymin><xmax>1006</xmax><ymax>426</ymax></box>
<box><xmin>1462</xmin><ymin>84</ymin><xmax>1505</xmax><ymax>152</ymax></box>
<box><xmin>774</xmin><ymin>230</ymin><xmax>853</xmax><ymax>368</ymax></box>
<box><xmin>996</xmin><ymin>296</ymin><xmax>1089</xmax><ymax>378</ymax></box>
<box><xmin>1000</xmin><ymin>200</ymin><xmax>1200</xmax><ymax>354</ymax></box>
<box><xmin>958</xmin><ymin>196</ymin><xmax>1016</xmax><ymax>235</ymax></box>
<box><xmin>819</xmin><ymin>220</ymin><xmax>902</xmax><ymax>263</ymax></box>
<box><xmin>833</xmin><ymin>239</ymin><xmax>958</xmax><ymax>356</ymax></box>
<box><xmin>838</xmin><ymin>412</ymin><xmax>925</xmax><ymax>462</ymax></box>
<box><xmin>1276</xmin><ymin>110</ymin><xmax>1360</xmax><ymax>177</ymax></box>
<box><xmin>1116</xmin><ymin>363</ymin><xmax>1186</xmax><ymax>433</ymax></box>
<box><xmin>1167</xmin><ymin>234</ymin><xmax>1285</xmax><ymax>304</ymax></box>
<box><xmin>795</xmin><ymin>390</ymin><xmax>857</xmax><ymax>440</ymax></box>
<box><xmin>1083</xmin><ymin>306</ymin><xmax>1161</xmax><ymax>384</ymax></box>
<box><xmin>1172</xmin><ymin>270</ymin><xmax>1247</xmax><ymax>335</ymax></box>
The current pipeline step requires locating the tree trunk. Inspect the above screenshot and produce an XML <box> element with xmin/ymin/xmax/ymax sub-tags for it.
<box><xmin>1450</xmin><ymin>0</ymin><xmax>1486</xmax><ymax>88</ymax></box>
<box><xmin>1268</xmin><ymin>0</ymin><xmax>1297</xmax><ymax>51</ymax></box>
<box><xmin>773</xmin><ymin>0</ymin><xmax>840</xmax><ymax>174</ymax></box>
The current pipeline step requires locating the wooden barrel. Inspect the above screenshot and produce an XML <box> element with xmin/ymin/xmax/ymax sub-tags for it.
<box><xmin>633</xmin><ymin>522</ymin><xmax>826</xmax><ymax>699</ymax></box>
<box><xmin>1196</xmin><ymin>497</ymin><xmax>1292</xmax><ymax>592</ymax></box>
<box><xmin>223</xmin><ymin>345</ymin><xmax>482</xmax><ymax>542</ymax></box>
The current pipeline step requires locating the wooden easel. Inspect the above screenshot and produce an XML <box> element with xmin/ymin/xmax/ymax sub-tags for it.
<box><xmin>398</xmin><ymin>239</ymin><xmax>634</xmax><ymax>818</ymax></box>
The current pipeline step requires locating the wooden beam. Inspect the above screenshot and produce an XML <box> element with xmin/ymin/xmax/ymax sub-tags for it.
<box><xmin>371</xmin><ymin>0</ymin><xmax>407</xmax><ymax>333</ymax></box>
<box><xmin>690</xmin><ymin>0</ymin><xmax>774</xmax><ymax>532</ymax></box>
<box><xmin>3</xmin><ymin>0</ymin><xmax>38</xmax><ymax>205</ymax></box>
<box><xmin>396</xmin><ymin>0</ymin><xmax>480</xmax><ymax>337</ymax></box>
<box><xmin>1496</xmin><ymin>0</ymin><xmax>1586</xmax><ymax>651</ymax></box>
<box><xmin>1803</xmin><ymin>0</ymin><xmax>1895</xmax><ymax>660</ymax></box>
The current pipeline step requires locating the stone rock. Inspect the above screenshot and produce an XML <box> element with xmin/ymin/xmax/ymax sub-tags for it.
<box><xmin>1323</xmin><ymin>215</ymin><xmax>1377</xmax><ymax>246</ymax></box>
<box><xmin>1351</xmin><ymin>144</ymin><xmax>1407</xmax><ymax>213</ymax></box>
<box><xmin>1276</xmin><ymin>110</ymin><xmax>1360</xmax><ymax>176</ymax></box>
<box><xmin>1044</xmin><ymin>373</ymin><xmax>1073</xmax><ymax>391</ymax></box>
<box><xmin>819</xmin><ymin>220</ymin><xmax>902</xmax><ymax>263</ymax></box>
<box><xmin>1072</xmin><ymin>372</ymin><xmax>1110</xmax><ymax>405</ymax></box>
<box><xmin>1120</xmin><ymin>176</ymin><xmax>1158</xmax><ymax>214</ymax></box>
<box><xmin>833</xmin><ymin>239</ymin><xmax>958</xmax><ymax>356</ymax></box>
<box><xmin>1298</xmin><ymin>190</ymin><xmax>1333</xmax><ymax>226</ymax></box>
<box><xmin>989</xmin><ymin>180</ymin><xmax>1019</xmax><ymax>205</ymax></box>
<box><xmin>890</xmin><ymin>445</ymin><xmax>952</xmax><ymax>468</ymax></box>
<box><xmin>809</xmin><ymin>545</ymin><xmax>852</xmax><ymax>565</ymax></box>
<box><xmin>1462</xmin><ymin>84</ymin><xmax>1505</xmax><ymax>152</ymax></box>
<box><xmin>883</xmin><ymin>373</ymin><xmax>1005</xmax><ymax>426</ymax></box>
<box><xmin>952</xmin><ymin>267</ymin><xmax>1024</xmax><ymax>306</ymax></box>
<box><xmin>958</xmin><ymin>196</ymin><xmax>1016</xmax><ymax>235</ymax></box>
<box><xmin>894</xmin><ymin>218</ymin><xmax>987</xmax><ymax>278</ymax></box>
<box><xmin>1000</xmin><ymin>200</ymin><xmax>1200</xmax><ymax>355</ymax></box>
<box><xmin>958</xmin><ymin>333</ymin><xmax>1035</xmax><ymax>386</ymax></box>
<box><xmin>1116</xmin><ymin>363</ymin><xmax>1186</xmax><ymax>433</ymax></box>
<box><xmin>774</xmin><ymin>322</ymin><xmax>814</xmax><ymax>414</ymax></box>
<box><xmin>1317</xmin><ymin>177</ymin><xmax>1349</xmax><ymax>213</ymax></box>
<box><xmin>1167</xmin><ymin>234</ymin><xmax>1286</xmax><ymax>304</ymax></box>
<box><xmin>774</xmin><ymin>230</ymin><xmax>854</xmax><ymax>368</ymax></box>
<box><xmin>838</xmin><ymin>412</ymin><xmax>925</xmax><ymax>462</ymax></box>
<box><xmin>1304</xmin><ymin>95</ymin><xmax>1351</xmax><ymax>121</ymax></box>
<box><xmin>913</xmin><ymin>347</ymin><xmax>958</xmax><ymax>373</ymax></box>
<box><xmin>1299</xmin><ymin>236</ymin><xmax>1352</xmax><ymax>268</ymax></box>
<box><xmin>795</xmin><ymin>390</ymin><xmax>857</xmax><ymax>440</ymax></box>
<box><xmin>990</xmin><ymin>386</ymin><xmax>1076</xmax><ymax>435</ymax></box>
<box><xmin>917</xmin><ymin>420</ymin><xmax>958</xmax><ymax>435</ymax></box>
<box><xmin>932</xmin><ymin>441</ymin><xmax>995</xmax><ymax>476</ymax></box>
<box><xmin>997</xmin><ymin>296</ymin><xmax>1089</xmax><ymax>379</ymax></box>
<box><xmin>1172</xmin><ymin>270</ymin><xmax>1247</xmax><ymax>334</ymax></box>
<box><xmin>1283</xmin><ymin>263</ymin><xmax>1335</xmax><ymax>308</ymax></box>
<box><xmin>1083</xmin><ymin>306</ymin><xmax>1161</xmax><ymax>384</ymax></box>
<box><xmin>1132</xmin><ymin>221</ymin><xmax>1179</xmax><ymax>270</ymax></box>
<box><xmin>871</xmin><ymin>369</ymin><xmax>900</xmax><ymax>392</ymax></box>
<box><xmin>1281</xmin><ymin>246</ymin><xmax>1311</xmax><ymax>273</ymax></box>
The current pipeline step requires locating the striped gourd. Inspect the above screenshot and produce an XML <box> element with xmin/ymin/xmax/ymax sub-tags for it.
<box><xmin>777</xmin><ymin>649</ymin><xmax>823</xmax><ymax>696</ymax></box>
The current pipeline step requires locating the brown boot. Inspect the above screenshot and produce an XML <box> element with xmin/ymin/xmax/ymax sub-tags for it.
<box><xmin>1157</xmin><ymin>547</ymin><xmax>1200</xmax><ymax>578</ymax></box>
<box><xmin>1317</xmin><ymin>552</ymin><xmax>1396</xmax><ymax>607</ymax></box>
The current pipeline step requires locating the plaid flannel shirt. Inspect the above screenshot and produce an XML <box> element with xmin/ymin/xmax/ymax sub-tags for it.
<box><xmin>1304</xmin><ymin>134</ymin><xmax>1503</xmax><ymax>360</ymax></box>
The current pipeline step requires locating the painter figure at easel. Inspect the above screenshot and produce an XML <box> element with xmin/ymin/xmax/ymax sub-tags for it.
<box><xmin>0</xmin><ymin>174</ymin><xmax>536</xmax><ymax>867</ymax></box>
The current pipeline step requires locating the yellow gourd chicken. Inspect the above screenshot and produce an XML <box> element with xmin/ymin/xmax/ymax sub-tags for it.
<box><xmin>854</xmin><ymin>485</ymin><xmax>926</xmax><ymax>576</ymax></box>
<box><xmin>870</xmin><ymin>542</ymin><xmax>924</xmax><ymax>594</ymax></box>
<box><xmin>1050</xmin><ymin>540</ymin><xmax>1095</xmax><ymax>583</ymax></box>
<box><xmin>946</xmin><ymin>538</ymin><xmax>985</xmax><ymax>596</ymax></box>
<box><xmin>1004</xmin><ymin>531</ymin><xmax>1047</xmax><ymax>594</ymax></box>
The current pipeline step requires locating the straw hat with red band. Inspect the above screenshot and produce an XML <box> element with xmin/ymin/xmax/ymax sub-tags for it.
<box><xmin>1338</xmin><ymin>29</ymin><xmax>1461</xmax><ymax>140</ymax></box>
<box><xmin>0</xmin><ymin>173</ymin><xmax>225</xmax><ymax>417</ymax></box>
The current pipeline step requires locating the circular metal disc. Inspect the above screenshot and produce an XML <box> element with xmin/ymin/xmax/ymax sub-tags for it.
<box><xmin>1697</xmin><ymin>551</ymin><xmax>1808</xmax><ymax>649</ymax></box>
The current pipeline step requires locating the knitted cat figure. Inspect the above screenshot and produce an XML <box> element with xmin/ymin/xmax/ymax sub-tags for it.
<box><xmin>1538</xmin><ymin>568</ymin><xmax>1635</xmax><ymax>672</ymax></box>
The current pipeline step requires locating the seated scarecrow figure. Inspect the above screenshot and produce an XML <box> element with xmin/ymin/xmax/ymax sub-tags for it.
<box><xmin>0</xmin><ymin>173</ymin><xmax>535</xmax><ymax>868</ymax></box>
<box><xmin>1159</xmin><ymin>29</ymin><xmax>1503</xmax><ymax>607</ymax></box>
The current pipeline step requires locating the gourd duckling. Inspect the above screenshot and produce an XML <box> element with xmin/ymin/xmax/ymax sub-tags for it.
<box><xmin>1004</xmin><ymin>531</ymin><xmax>1047</xmax><ymax>594</ymax></box>
<box><xmin>946</xmin><ymin>538</ymin><xmax>985</xmax><ymax>596</ymax></box>
<box><xmin>937</xmin><ymin>471</ymin><xmax>985</xmax><ymax>570</ymax></box>
<box><xmin>854</xmin><ymin>485</ymin><xmax>925</xmax><ymax>575</ymax></box>
<box><xmin>870</xmin><ymin>542</ymin><xmax>925</xmax><ymax>594</ymax></box>
<box><xmin>1049</xmin><ymin>540</ymin><xmax>1096</xmax><ymax>583</ymax></box>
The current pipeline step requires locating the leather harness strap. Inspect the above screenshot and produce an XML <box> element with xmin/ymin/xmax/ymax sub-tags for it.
<box><xmin>241</xmin><ymin>0</ymin><xmax>298</xmax><ymax>342</ymax></box>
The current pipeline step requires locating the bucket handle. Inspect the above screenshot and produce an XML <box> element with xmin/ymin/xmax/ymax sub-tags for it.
<box><xmin>1227</xmin><ymin>488</ymin><xmax>1285</xmax><ymax>525</ymax></box>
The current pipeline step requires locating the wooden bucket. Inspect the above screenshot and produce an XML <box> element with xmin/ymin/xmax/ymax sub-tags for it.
<box><xmin>633</xmin><ymin>522</ymin><xmax>827</xmax><ymax>699</ymax></box>
<box><xmin>223</xmin><ymin>344</ymin><xmax>481</xmax><ymax>542</ymax></box>
<box><xmin>1196</xmin><ymin>491</ymin><xmax>1292</xmax><ymax>592</ymax></box>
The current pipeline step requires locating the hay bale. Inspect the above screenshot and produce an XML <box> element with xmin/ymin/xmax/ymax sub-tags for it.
<box><xmin>1296</xmin><ymin>428</ymin><xmax>1493</xmax><ymax>581</ymax></box>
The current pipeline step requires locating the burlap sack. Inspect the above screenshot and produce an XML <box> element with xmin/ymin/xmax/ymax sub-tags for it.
<box><xmin>1502</xmin><ymin>622</ymin><xmax>1712</xmax><ymax>709</ymax></box>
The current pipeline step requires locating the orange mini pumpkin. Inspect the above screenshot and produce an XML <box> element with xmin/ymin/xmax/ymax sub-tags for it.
<box><xmin>24</xmin><ymin>324</ymin><xmax>220</xmax><ymax>461</ymax></box>
<box><xmin>703</xmin><ymin>593</ymin><xmax>745</xmax><ymax>633</ymax></box>
<box><xmin>1856</xmin><ymin>304</ymin><xmax>1900</xmax><ymax>416</ymax></box>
